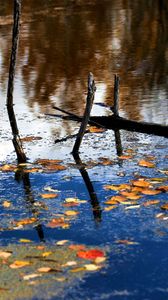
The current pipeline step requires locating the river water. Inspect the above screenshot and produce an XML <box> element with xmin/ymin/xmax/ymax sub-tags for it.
<box><xmin>0</xmin><ymin>1</ymin><xmax>168</xmax><ymax>300</ymax></box>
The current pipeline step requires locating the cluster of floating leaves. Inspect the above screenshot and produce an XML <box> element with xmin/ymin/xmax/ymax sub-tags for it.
<box><xmin>0</xmin><ymin>241</ymin><xmax>106</xmax><ymax>299</ymax></box>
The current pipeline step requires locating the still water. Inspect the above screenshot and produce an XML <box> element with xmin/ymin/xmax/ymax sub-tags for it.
<box><xmin>0</xmin><ymin>1</ymin><xmax>168</xmax><ymax>300</ymax></box>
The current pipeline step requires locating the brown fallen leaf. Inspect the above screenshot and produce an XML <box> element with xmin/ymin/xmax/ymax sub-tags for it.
<box><xmin>21</xmin><ymin>136</ymin><xmax>42</xmax><ymax>142</ymax></box>
<box><xmin>109</xmin><ymin>195</ymin><xmax>127</xmax><ymax>203</ymax></box>
<box><xmin>23</xmin><ymin>273</ymin><xmax>42</xmax><ymax>280</ymax></box>
<box><xmin>119</xmin><ymin>155</ymin><xmax>133</xmax><ymax>160</ymax></box>
<box><xmin>36</xmin><ymin>159</ymin><xmax>62</xmax><ymax>165</ymax></box>
<box><xmin>42</xmin><ymin>252</ymin><xmax>53</xmax><ymax>257</ymax></box>
<box><xmin>70</xmin><ymin>267</ymin><xmax>85</xmax><ymax>273</ymax></box>
<box><xmin>43</xmin><ymin>165</ymin><xmax>66</xmax><ymax>172</ymax></box>
<box><xmin>69</xmin><ymin>244</ymin><xmax>86</xmax><ymax>251</ymax></box>
<box><xmin>138</xmin><ymin>160</ymin><xmax>155</xmax><ymax>168</ymax></box>
<box><xmin>37</xmin><ymin>267</ymin><xmax>52</xmax><ymax>273</ymax></box>
<box><xmin>47</xmin><ymin>217</ymin><xmax>69</xmax><ymax>229</ymax></box>
<box><xmin>40</xmin><ymin>193</ymin><xmax>58</xmax><ymax>199</ymax></box>
<box><xmin>10</xmin><ymin>260</ymin><xmax>31</xmax><ymax>269</ymax></box>
<box><xmin>160</xmin><ymin>204</ymin><xmax>168</xmax><ymax>210</ymax></box>
<box><xmin>104</xmin><ymin>184</ymin><xmax>130</xmax><ymax>191</ymax></box>
<box><xmin>104</xmin><ymin>206</ymin><xmax>117</xmax><ymax>211</ymax></box>
<box><xmin>0</xmin><ymin>164</ymin><xmax>17</xmax><ymax>172</ymax></box>
<box><xmin>104</xmin><ymin>199</ymin><xmax>119</xmax><ymax>205</ymax></box>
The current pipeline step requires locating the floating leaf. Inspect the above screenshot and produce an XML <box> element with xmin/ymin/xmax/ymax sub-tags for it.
<box><xmin>104</xmin><ymin>199</ymin><xmax>118</xmax><ymax>205</ymax></box>
<box><xmin>43</xmin><ymin>164</ymin><xmax>66</xmax><ymax>172</ymax></box>
<box><xmin>138</xmin><ymin>160</ymin><xmax>155</xmax><ymax>168</ymax></box>
<box><xmin>108</xmin><ymin>195</ymin><xmax>127</xmax><ymax>203</ymax></box>
<box><xmin>0</xmin><ymin>164</ymin><xmax>16</xmax><ymax>172</ymax></box>
<box><xmin>77</xmin><ymin>249</ymin><xmax>105</xmax><ymax>260</ymax></box>
<box><xmin>124</xmin><ymin>205</ymin><xmax>140</xmax><ymax>210</ymax></box>
<box><xmin>42</xmin><ymin>252</ymin><xmax>52</xmax><ymax>257</ymax></box>
<box><xmin>158</xmin><ymin>170</ymin><xmax>168</xmax><ymax>175</ymax></box>
<box><xmin>40</xmin><ymin>193</ymin><xmax>58</xmax><ymax>199</ymax></box>
<box><xmin>24</xmin><ymin>168</ymin><xmax>42</xmax><ymax>173</ymax></box>
<box><xmin>94</xmin><ymin>256</ymin><xmax>106</xmax><ymax>264</ymax></box>
<box><xmin>21</xmin><ymin>136</ymin><xmax>42</xmax><ymax>142</ymax></box>
<box><xmin>141</xmin><ymin>189</ymin><xmax>161</xmax><ymax>195</ymax></box>
<box><xmin>119</xmin><ymin>155</ymin><xmax>133</xmax><ymax>160</ymax></box>
<box><xmin>36</xmin><ymin>159</ymin><xmax>62</xmax><ymax>165</ymax></box>
<box><xmin>104</xmin><ymin>184</ymin><xmax>130</xmax><ymax>191</ymax></box>
<box><xmin>15</xmin><ymin>218</ymin><xmax>37</xmax><ymax>226</ymax></box>
<box><xmin>62</xmin><ymin>261</ymin><xmax>77</xmax><ymax>267</ymax></box>
<box><xmin>0</xmin><ymin>251</ymin><xmax>12</xmax><ymax>259</ymax></box>
<box><xmin>56</xmin><ymin>240</ymin><xmax>69</xmax><ymax>246</ymax></box>
<box><xmin>160</xmin><ymin>204</ymin><xmax>168</xmax><ymax>210</ymax></box>
<box><xmin>47</xmin><ymin>217</ymin><xmax>69</xmax><ymax>228</ymax></box>
<box><xmin>84</xmin><ymin>264</ymin><xmax>101</xmax><ymax>271</ymax></box>
<box><xmin>143</xmin><ymin>200</ymin><xmax>160</xmax><ymax>206</ymax></box>
<box><xmin>156</xmin><ymin>213</ymin><xmax>168</xmax><ymax>220</ymax></box>
<box><xmin>131</xmin><ymin>179</ymin><xmax>152</xmax><ymax>188</ymax></box>
<box><xmin>104</xmin><ymin>206</ymin><xmax>117</xmax><ymax>211</ymax></box>
<box><xmin>89</xmin><ymin>126</ymin><xmax>105</xmax><ymax>133</ymax></box>
<box><xmin>116</xmin><ymin>240</ymin><xmax>139</xmax><ymax>245</ymax></box>
<box><xmin>19</xmin><ymin>239</ymin><xmax>32</xmax><ymax>243</ymax></box>
<box><xmin>37</xmin><ymin>267</ymin><xmax>52</xmax><ymax>273</ymax></box>
<box><xmin>10</xmin><ymin>260</ymin><xmax>31</xmax><ymax>269</ymax></box>
<box><xmin>69</xmin><ymin>244</ymin><xmax>86</xmax><ymax>251</ymax></box>
<box><xmin>120</xmin><ymin>191</ymin><xmax>141</xmax><ymax>200</ymax></box>
<box><xmin>70</xmin><ymin>267</ymin><xmax>85</xmax><ymax>273</ymax></box>
<box><xmin>23</xmin><ymin>273</ymin><xmax>42</xmax><ymax>280</ymax></box>
<box><xmin>157</xmin><ymin>186</ymin><xmax>168</xmax><ymax>192</ymax></box>
<box><xmin>64</xmin><ymin>210</ymin><xmax>79</xmax><ymax>216</ymax></box>
<box><xmin>2</xmin><ymin>201</ymin><xmax>11</xmax><ymax>208</ymax></box>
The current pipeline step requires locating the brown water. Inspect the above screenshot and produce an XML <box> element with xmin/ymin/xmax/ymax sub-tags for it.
<box><xmin>0</xmin><ymin>1</ymin><xmax>168</xmax><ymax>160</ymax></box>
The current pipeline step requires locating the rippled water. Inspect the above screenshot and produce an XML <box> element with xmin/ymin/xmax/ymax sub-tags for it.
<box><xmin>0</xmin><ymin>1</ymin><xmax>168</xmax><ymax>299</ymax></box>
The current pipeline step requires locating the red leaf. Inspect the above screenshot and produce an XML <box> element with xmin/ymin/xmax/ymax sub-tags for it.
<box><xmin>77</xmin><ymin>249</ymin><xmax>105</xmax><ymax>260</ymax></box>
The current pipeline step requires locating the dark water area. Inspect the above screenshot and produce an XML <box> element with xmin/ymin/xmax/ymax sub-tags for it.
<box><xmin>0</xmin><ymin>1</ymin><xmax>168</xmax><ymax>299</ymax></box>
<box><xmin>0</xmin><ymin>0</ymin><xmax>168</xmax><ymax>127</ymax></box>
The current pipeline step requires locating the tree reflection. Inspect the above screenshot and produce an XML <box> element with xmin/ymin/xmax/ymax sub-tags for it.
<box><xmin>0</xmin><ymin>0</ymin><xmax>168</xmax><ymax>130</ymax></box>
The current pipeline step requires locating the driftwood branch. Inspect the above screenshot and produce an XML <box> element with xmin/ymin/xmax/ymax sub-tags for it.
<box><xmin>72</xmin><ymin>73</ymin><xmax>96</xmax><ymax>153</ymax></box>
<box><xmin>6</xmin><ymin>0</ymin><xmax>26</xmax><ymax>163</ymax></box>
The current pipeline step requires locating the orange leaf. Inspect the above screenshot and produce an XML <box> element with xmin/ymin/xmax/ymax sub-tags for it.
<box><xmin>10</xmin><ymin>260</ymin><xmax>30</xmax><ymax>269</ymax></box>
<box><xmin>77</xmin><ymin>249</ymin><xmax>105</xmax><ymax>260</ymax></box>
<box><xmin>120</xmin><ymin>191</ymin><xmax>141</xmax><ymax>200</ymax></box>
<box><xmin>15</xmin><ymin>218</ymin><xmax>37</xmax><ymax>226</ymax></box>
<box><xmin>47</xmin><ymin>217</ymin><xmax>69</xmax><ymax>228</ymax></box>
<box><xmin>157</xmin><ymin>186</ymin><xmax>168</xmax><ymax>192</ymax></box>
<box><xmin>43</xmin><ymin>164</ymin><xmax>66</xmax><ymax>172</ymax></box>
<box><xmin>138</xmin><ymin>160</ymin><xmax>155</xmax><ymax>168</ymax></box>
<box><xmin>89</xmin><ymin>126</ymin><xmax>105</xmax><ymax>133</ymax></box>
<box><xmin>104</xmin><ymin>198</ymin><xmax>119</xmax><ymax>205</ymax></box>
<box><xmin>110</xmin><ymin>195</ymin><xmax>127</xmax><ymax>203</ymax></box>
<box><xmin>36</xmin><ymin>159</ymin><xmax>62</xmax><ymax>165</ymax></box>
<box><xmin>40</xmin><ymin>193</ymin><xmax>58</xmax><ymax>199</ymax></box>
<box><xmin>141</xmin><ymin>189</ymin><xmax>161</xmax><ymax>195</ymax></box>
<box><xmin>119</xmin><ymin>155</ymin><xmax>133</xmax><ymax>160</ymax></box>
<box><xmin>64</xmin><ymin>210</ymin><xmax>79</xmax><ymax>216</ymax></box>
<box><xmin>131</xmin><ymin>179</ymin><xmax>152</xmax><ymax>188</ymax></box>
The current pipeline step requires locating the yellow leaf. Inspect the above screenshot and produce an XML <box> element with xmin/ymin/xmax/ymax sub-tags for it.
<box><xmin>15</xmin><ymin>218</ymin><xmax>37</xmax><ymax>226</ymax></box>
<box><xmin>62</xmin><ymin>261</ymin><xmax>77</xmax><ymax>267</ymax></box>
<box><xmin>19</xmin><ymin>239</ymin><xmax>32</xmax><ymax>243</ymax></box>
<box><xmin>2</xmin><ymin>201</ymin><xmax>11</xmax><ymax>208</ymax></box>
<box><xmin>42</xmin><ymin>252</ymin><xmax>52</xmax><ymax>257</ymax></box>
<box><xmin>138</xmin><ymin>160</ymin><xmax>155</xmax><ymax>168</ymax></box>
<box><xmin>10</xmin><ymin>260</ymin><xmax>31</xmax><ymax>269</ymax></box>
<box><xmin>104</xmin><ymin>199</ymin><xmax>118</xmax><ymax>205</ymax></box>
<box><xmin>65</xmin><ymin>198</ymin><xmax>80</xmax><ymax>203</ymax></box>
<box><xmin>84</xmin><ymin>264</ymin><xmax>101</xmax><ymax>271</ymax></box>
<box><xmin>94</xmin><ymin>256</ymin><xmax>106</xmax><ymax>264</ymax></box>
<box><xmin>70</xmin><ymin>267</ymin><xmax>85</xmax><ymax>273</ymax></box>
<box><xmin>124</xmin><ymin>205</ymin><xmax>141</xmax><ymax>210</ymax></box>
<box><xmin>64</xmin><ymin>210</ymin><xmax>79</xmax><ymax>216</ymax></box>
<box><xmin>0</xmin><ymin>164</ymin><xmax>16</xmax><ymax>172</ymax></box>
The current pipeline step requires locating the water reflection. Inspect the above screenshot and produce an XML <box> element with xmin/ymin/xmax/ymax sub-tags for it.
<box><xmin>0</xmin><ymin>0</ymin><xmax>168</xmax><ymax>133</ymax></box>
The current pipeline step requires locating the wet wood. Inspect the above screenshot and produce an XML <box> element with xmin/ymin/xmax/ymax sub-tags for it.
<box><xmin>6</xmin><ymin>0</ymin><xmax>26</xmax><ymax>163</ymax></box>
<box><xmin>72</xmin><ymin>73</ymin><xmax>96</xmax><ymax>153</ymax></box>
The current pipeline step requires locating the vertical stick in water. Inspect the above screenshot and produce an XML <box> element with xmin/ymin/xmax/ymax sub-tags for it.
<box><xmin>72</xmin><ymin>73</ymin><xmax>96</xmax><ymax>153</ymax></box>
<box><xmin>6</xmin><ymin>0</ymin><xmax>26</xmax><ymax>163</ymax></box>
<box><xmin>113</xmin><ymin>74</ymin><xmax>120</xmax><ymax>117</ymax></box>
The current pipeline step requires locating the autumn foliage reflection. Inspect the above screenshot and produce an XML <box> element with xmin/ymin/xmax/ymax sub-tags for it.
<box><xmin>0</xmin><ymin>0</ymin><xmax>168</xmax><ymax>124</ymax></box>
